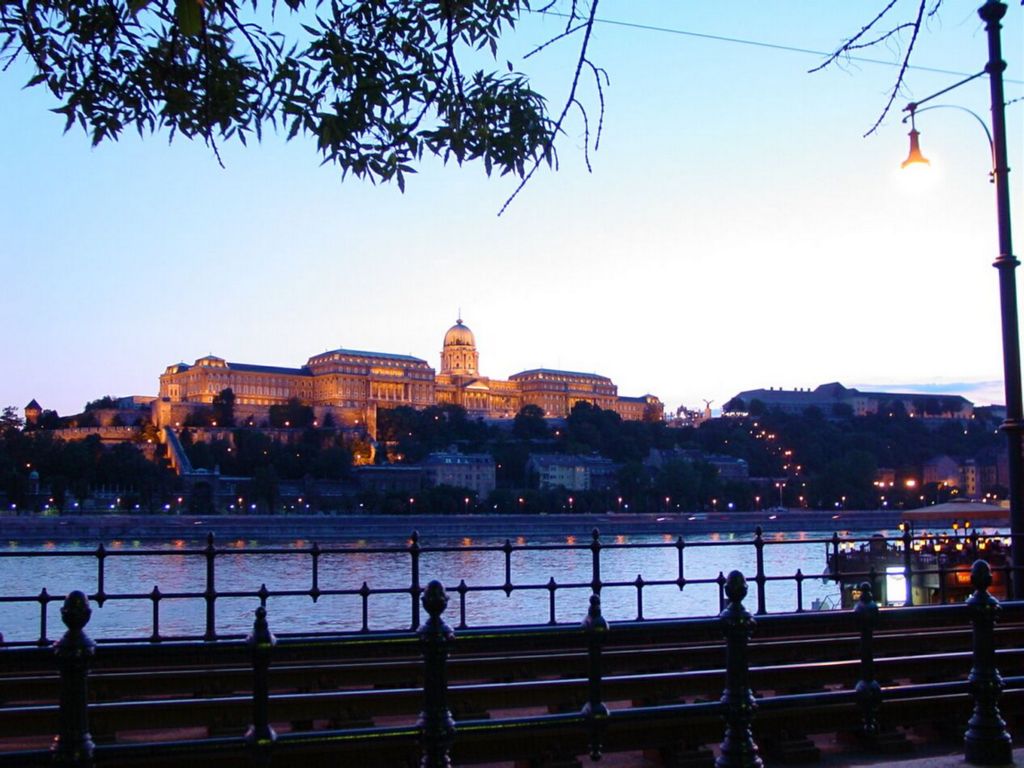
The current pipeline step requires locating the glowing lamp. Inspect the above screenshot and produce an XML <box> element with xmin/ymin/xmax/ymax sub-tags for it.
<box><xmin>901</xmin><ymin>127</ymin><xmax>930</xmax><ymax>169</ymax></box>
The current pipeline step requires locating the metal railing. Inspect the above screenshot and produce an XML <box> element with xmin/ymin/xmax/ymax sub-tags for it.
<box><xmin>0</xmin><ymin>526</ymin><xmax>1017</xmax><ymax>645</ymax></box>
<box><xmin>0</xmin><ymin>560</ymin><xmax>1018</xmax><ymax>767</ymax></box>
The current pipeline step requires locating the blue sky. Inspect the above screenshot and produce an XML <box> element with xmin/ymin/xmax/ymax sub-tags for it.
<box><xmin>1</xmin><ymin>2</ymin><xmax>1021</xmax><ymax>417</ymax></box>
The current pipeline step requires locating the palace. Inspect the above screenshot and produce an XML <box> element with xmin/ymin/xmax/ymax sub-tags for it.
<box><xmin>154</xmin><ymin>319</ymin><xmax>662</xmax><ymax>433</ymax></box>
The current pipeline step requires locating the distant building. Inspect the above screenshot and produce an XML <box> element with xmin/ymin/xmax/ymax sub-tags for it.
<box><xmin>706</xmin><ymin>455</ymin><xmax>750</xmax><ymax>481</ymax></box>
<box><xmin>726</xmin><ymin>382</ymin><xmax>973</xmax><ymax>420</ymax></box>
<box><xmin>668</xmin><ymin>403</ymin><xmax>712</xmax><ymax>428</ymax></box>
<box><xmin>923</xmin><ymin>456</ymin><xmax>960</xmax><ymax>486</ymax></box>
<box><xmin>645</xmin><ymin>448</ymin><xmax>748</xmax><ymax>481</ymax></box>
<box><xmin>421</xmin><ymin>451</ymin><xmax>496</xmax><ymax>496</ymax></box>
<box><xmin>24</xmin><ymin>399</ymin><xmax>41</xmax><ymax>426</ymax></box>
<box><xmin>527</xmin><ymin>454</ymin><xmax>618</xmax><ymax>491</ymax></box>
<box><xmin>352</xmin><ymin>465</ymin><xmax>424</xmax><ymax>493</ymax></box>
<box><xmin>155</xmin><ymin>318</ymin><xmax>663</xmax><ymax>433</ymax></box>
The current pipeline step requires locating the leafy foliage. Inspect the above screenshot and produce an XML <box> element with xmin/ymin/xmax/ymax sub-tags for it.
<box><xmin>84</xmin><ymin>395</ymin><xmax>118</xmax><ymax>411</ymax></box>
<box><xmin>0</xmin><ymin>430</ymin><xmax>175</xmax><ymax>509</ymax></box>
<box><xmin>377</xmin><ymin>403</ymin><xmax>489</xmax><ymax>461</ymax></box>
<box><xmin>211</xmin><ymin>387</ymin><xmax>236</xmax><ymax>426</ymax></box>
<box><xmin>0</xmin><ymin>0</ymin><xmax>605</xmax><ymax>188</ymax></box>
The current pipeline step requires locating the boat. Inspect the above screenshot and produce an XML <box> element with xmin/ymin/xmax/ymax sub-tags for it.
<box><xmin>825</xmin><ymin>522</ymin><xmax>1009</xmax><ymax>608</ymax></box>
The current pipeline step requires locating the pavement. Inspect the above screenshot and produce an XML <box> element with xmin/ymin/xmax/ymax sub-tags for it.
<box><xmin>539</xmin><ymin>743</ymin><xmax>1024</xmax><ymax>767</ymax></box>
<box><xmin>824</xmin><ymin>746</ymin><xmax>1024</xmax><ymax>767</ymax></box>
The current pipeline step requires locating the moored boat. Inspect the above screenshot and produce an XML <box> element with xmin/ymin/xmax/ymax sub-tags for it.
<box><xmin>826</xmin><ymin>521</ymin><xmax>1009</xmax><ymax>608</ymax></box>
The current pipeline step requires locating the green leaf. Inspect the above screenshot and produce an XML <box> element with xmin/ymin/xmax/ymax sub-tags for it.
<box><xmin>128</xmin><ymin>0</ymin><xmax>154</xmax><ymax>13</ymax></box>
<box><xmin>175</xmin><ymin>0</ymin><xmax>203</xmax><ymax>36</ymax></box>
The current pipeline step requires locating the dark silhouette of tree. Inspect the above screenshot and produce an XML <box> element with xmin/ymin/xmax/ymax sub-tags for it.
<box><xmin>722</xmin><ymin>397</ymin><xmax>746</xmax><ymax>413</ymax></box>
<box><xmin>37</xmin><ymin>410</ymin><xmax>63</xmax><ymax>430</ymax></box>
<box><xmin>84</xmin><ymin>396</ymin><xmax>118</xmax><ymax>411</ymax></box>
<box><xmin>812</xmin><ymin>0</ymin><xmax>945</xmax><ymax>135</ymax></box>
<box><xmin>269</xmin><ymin>398</ymin><xmax>314</xmax><ymax>428</ymax></box>
<box><xmin>832</xmin><ymin>402</ymin><xmax>854</xmax><ymax>419</ymax></box>
<box><xmin>183</xmin><ymin>407</ymin><xmax>213</xmax><ymax>427</ymax></box>
<box><xmin>0</xmin><ymin>406</ymin><xmax>23</xmax><ymax>434</ymax></box>
<box><xmin>73</xmin><ymin>411</ymin><xmax>99</xmax><ymax>428</ymax></box>
<box><xmin>212</xmin><ymin>388</ymin><xmax>236</xmax><ymax>427</ymax></box>
<box><xmin>513</xmin><ymin>404</ymin><xmax>548</xmax><ymax>439</ymax></box>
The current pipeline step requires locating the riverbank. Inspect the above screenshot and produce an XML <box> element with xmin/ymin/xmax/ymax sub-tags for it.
<box><xmin>2</xmin><ymin>505</ymin><xmax>1011</xmax><ymax>544</ymax></box>
<box><xmin>0</xmin><ymin>507</ymin><xmax>1000</xmax><ymax>543</ymax></box>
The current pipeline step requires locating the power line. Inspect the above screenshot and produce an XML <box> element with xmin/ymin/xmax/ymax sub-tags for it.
<box><xmin>539</xmin><ymin>11</ymin><xmax>1024</xmax><ymax>86</ymax></box>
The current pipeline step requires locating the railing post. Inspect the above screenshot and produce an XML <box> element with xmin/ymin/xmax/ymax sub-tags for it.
<box><xmin>716</xmin><ymin>570</ymin><xmax>762</xmax><ymax>768</ymax></box>
<box><xmin>964</xmin><ymin>560</ymin><xmax>1012</xmax><ymax>765</ymax></box>
<box><xmin>418</xmin><ymin>580</ymin><xmax>454</xmax><ymax>768</ymax></box>
<box><xmin>94</xmin><ymin>544</ymin><xmax>107</xmax><ymax>607</ymax></box>
<box><xmin>794</xmin><ymin>569</ymin><xmax>804</xmax><ymax>612</ymax></box>
<box><xmin>150</xmin><ymin>586</ymin><xmax>162</xmax><ymax>643</ymax></box>
<box><xmin>310</xmin><ymin>542</ymin><xmax>321</xmax><ymax>602</ymax></box>
<box><xmin>753</xmin><ymin>527</ymin><xmax>766</xmax><ymax>615</ymax></box>
<box><xmin>204</xmin><ymin>532</ymin><xmax>217</xmax><ymax>641</ymax></box>
<box><xmin>902</xmin><ymin>526</ymin><xmax>914</xmax><ymax>606</ymax></box>
<box><xmin>854</xmin><ymin>581</ymin><xmax>881</xmax><ymax>739</ymax></box>
<box><xmin>830</xmin><ymin>533</ymin><xmax>842</xmax><ymax>589</ymax></box>
<box><xmin>38</xmin><ymin>587</ymin><xmax>51</xmax><ymax>645</ymax></box>
<box><xmin>502</xmin><ymin>539</ymin><xmax>514</xmax><ymax>596</ymax></box>
<box><xmin>246</xmin><ymin>599</ymin><xmax>277</xmax><ymax>765</ymax></box>
<box><xmin>582</xmin><ymin>592</ymin><xmax>609</xmax><ymax>761</ymax></box>
<box><xmin>52</xmin><ymin>591</ymin><xmax>95</xmax><ymax>767</ymax></box>
<box><xmin>590</xmin><ymin>528</ymin><xmax>602</xmax><ymax>595</ymax></box>
<box><xmin>410</xmin><ymin>531</ymin><xmax>422</xmax><ymax>631</ymax></box>
<box><xmin>547</xmin><ymin>577</ymin><xmax>558</xmax><ymax>625</ymax></box>
<box><xmin>676</xmin><ymin>535</ymin><xmax>687</xmax><ymax>591</ymax></box>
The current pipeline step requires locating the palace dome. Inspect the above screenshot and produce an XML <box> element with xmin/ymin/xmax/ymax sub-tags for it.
<box><xmin>444</xmin><ymin>319</ymin><xmax>476</xmax><ymax>348</ymax></box>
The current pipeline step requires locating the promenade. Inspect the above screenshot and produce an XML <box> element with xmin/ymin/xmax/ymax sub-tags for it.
<box><xmin>0</xmin><ymin>509</ymin><xmax>912</xmax><ymax>543</ymax></box>
<box><xmin>576</xmin><ymin>745</ymin><xmax>1024</xmax><ymax>766</ymax></box>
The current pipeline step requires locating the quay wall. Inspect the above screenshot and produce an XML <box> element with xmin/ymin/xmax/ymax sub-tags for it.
<box><xmin>0</xmin><ymin>510</ymin><xmax>953</xmax><ymax>543</ymax></box>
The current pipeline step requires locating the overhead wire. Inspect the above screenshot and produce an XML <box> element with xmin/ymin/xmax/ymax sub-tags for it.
<box><xmin>538</xmin><ymin>10</ymin><xmax>1024</xmax><ymax>87</ymax></box>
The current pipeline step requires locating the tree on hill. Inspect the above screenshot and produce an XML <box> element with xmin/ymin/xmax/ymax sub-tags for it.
<box><xmin>722</xmin><ymin>397</ymin><xmax>746</xmax><ymax>414</ymax></box>
<box><xmin>84</xmin><ymin>396</ymin><xmax>118</xmax><ymax>411</ymax></box>
<box><xmin>37</xmin><ymin>410</ymin><xmax>63</xmax><ymax>430</ymax></box>
<box><xmin>269</xmin><ymin>398</ymin><xmax>314</xmax><ymax>428</ymax></box>
<box><xmin>73</xmin><ymin>410</ymin><xmax>99</xmax><ymax>428</ymax></box>
<box><xmin>212</xmin><ymin>388</ymin><xmax>236</xmax><ymax>427</ymax></box>
<box><xmin>513</xmin><ymin>404</ymin><xmax>548</xmax><ymax>439</ymax></box>
<box><xmin>0</xmin><ymin>406</ymin><xmax>23</xmax><ymax>434</ymax></box>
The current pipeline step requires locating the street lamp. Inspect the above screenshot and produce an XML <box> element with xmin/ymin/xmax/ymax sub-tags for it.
<box><xmin>898</xmin><ymin>0</ymin><xmax>1021</xmax><ymax>596</ymax></box>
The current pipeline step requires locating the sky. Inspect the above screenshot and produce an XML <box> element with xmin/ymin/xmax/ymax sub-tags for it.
<box><xmin>1</xmin><ymin>2</ymin><xmax>1022</xmax><ymax>418</ymax></box>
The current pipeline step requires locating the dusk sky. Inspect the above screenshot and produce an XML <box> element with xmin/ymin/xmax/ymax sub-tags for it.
<box><xmin>1</xmin><ymin>2</ymin><xmax>1021</xmax><ymax>418</ymax></box>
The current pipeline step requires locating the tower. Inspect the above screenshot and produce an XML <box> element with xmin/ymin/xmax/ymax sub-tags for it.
<box><xmin>440</xmin><ymin>317</ymin><xmax>479</xmax><ymax>377</ymax></box>
<box><xmin>24</xmin><ymin>399</ymin><xmax>41</xmax><ymax>427</ymax></box>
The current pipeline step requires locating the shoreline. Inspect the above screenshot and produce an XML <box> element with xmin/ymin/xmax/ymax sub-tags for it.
<box><xmin>0</xmin><ymin>508</ymin><xmax>1004</xmax><ymax>543</ymax></box>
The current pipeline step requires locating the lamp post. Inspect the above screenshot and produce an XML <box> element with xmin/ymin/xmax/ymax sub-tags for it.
<box><xmin>900</xmin><ymin>0</ymin><xmax>1021</xmax><ymax>597</ymax></box>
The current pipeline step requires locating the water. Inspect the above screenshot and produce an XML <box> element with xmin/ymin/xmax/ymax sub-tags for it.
<box><xmin>0</xmin><ymin>530</ymin><xmax>864</xmax><ymax>643</ymax></box>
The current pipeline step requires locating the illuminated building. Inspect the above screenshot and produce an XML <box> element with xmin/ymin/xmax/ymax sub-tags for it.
<box><xmin>155</xmin><ymin>318</ymin><xmax>662</xmax><ymax>431</ymax></box>
<box><xmin>422</xmin><ymin>451</ymin><xmax>496</xmax><ymax>496</ymax></box>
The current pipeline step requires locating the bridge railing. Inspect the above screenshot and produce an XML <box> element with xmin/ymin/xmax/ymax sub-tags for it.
<box><xmin>0</xmin><ymin>526</ymin><xmax>1017</xmax><ymax>645</ymax></box>
<box><xmin>0</xmin><ymin>559</ymin><xmax>1019</xmax><ymax>767</ymax></box>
